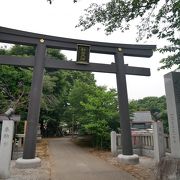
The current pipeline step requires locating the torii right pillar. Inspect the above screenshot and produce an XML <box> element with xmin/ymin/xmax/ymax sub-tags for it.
<box><xmin>115</xmin><ymin>48</ymin><xmax>139</xmax><ymax>164</ymax></box>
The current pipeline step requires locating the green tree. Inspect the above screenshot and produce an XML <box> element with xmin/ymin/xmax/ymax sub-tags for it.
<box><xmin>0</xmin><ymin>45</ymin><xmax>35</xmax><ymax>116</ymax></box>
<box><xmin>41</xmin><ymin>70</ymin><xmax>95</xmax><ymax>137</ymax></box>
<box><xmin>0</xmin><ymin>45</ymin><xmax>96</xmax><ymax>137</ymax></box>
<box><xmin>68</xmin><ymin>81</ymin><xmax>119</xmax><ymax>148</ymax></box>
<box><xmin>133</xmin><ymin>96</ymin><xmax>166</xmax><ymax>115</ymax></box>
<box><xmin>82</xmin><ymin>87</ymin><xmax>119</xmax><ymax>148</ymax></box>
<box><xmin>77</xmin><ymin>0</ymin><xmax>180</xmax><ymax>69</ymax></box>
<box><xmin>65</xmin><ymin>81</ymin><xmax>96</xmax><ymax>133</ymax></box>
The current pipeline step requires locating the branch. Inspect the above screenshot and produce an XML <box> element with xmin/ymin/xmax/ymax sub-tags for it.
<box><xmin>13</xmin><ymin>88</ymin><xmax>25</xmax><ymax>109</ymax></box>
<box><xmin>0</xmin><ymin>81</ymin><xmax>15</xmax><ymax>100</ymax></box>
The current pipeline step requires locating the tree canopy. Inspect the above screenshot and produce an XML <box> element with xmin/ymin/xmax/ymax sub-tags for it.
<box><xmin>76</xmin><ymin>0</ymin><xmax>180</xmax><ymax>70</ymax></box>
<box><xmin>67</xmin><ymin>81</ymin><xmax>119</xmax><ymax>148</ymax></box>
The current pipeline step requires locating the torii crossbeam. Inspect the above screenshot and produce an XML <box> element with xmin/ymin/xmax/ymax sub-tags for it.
<box><xmin>0</xmin><ymin>27</ymin><xmax>156</xmax><ymax>160</ymax></box>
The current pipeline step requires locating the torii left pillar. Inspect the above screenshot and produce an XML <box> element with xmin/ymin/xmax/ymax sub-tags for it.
<box><xmin>16</xmin><ymin>40</ymin><xmax>45</xmax><ymax>168</ymax></box>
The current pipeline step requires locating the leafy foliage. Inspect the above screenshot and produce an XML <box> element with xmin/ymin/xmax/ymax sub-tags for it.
<box><xmin>0</xmin><ymin>45</ymin><xmax>98</xmax><ymax>138</ymax></box>
<box><xmin>77</xmin><ymin>0</ymin><xmax>180</xmax><ymax>69</ymax></box>
<box><xmin>68</xmin><ymin>82</ymin><xmax>119</xmax><ymax>148</ymax></box>
<box><xmin>0</xmin><ymin>45</ymin><xmax>35</xmax><ymax>116</ymax></box>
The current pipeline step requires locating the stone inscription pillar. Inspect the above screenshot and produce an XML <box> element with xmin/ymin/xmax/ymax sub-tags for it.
<box><xmin>111</xmin><ymin>131</ymin><xmax>117</xmax><ymax>156</ymax></box>
<box><xmin>164</xmin><ymin>72</ymin><xmax>180</xmax><ymax>158</ymax></box>
<box><xmin>0</xmin><ymin>120</ymin><xmax>14</xmax><ymax>178</ymax></box>
<box><xmin>153</xmin><ymin>121</ymin><xmax>165</xmax><ymax>162</ymax></box>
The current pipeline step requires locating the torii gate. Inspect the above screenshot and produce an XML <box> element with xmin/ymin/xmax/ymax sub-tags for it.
<box><xmin>0</xmin><ymin>27</ymin><xmax>156</xmax><ymax>164</ymax></box>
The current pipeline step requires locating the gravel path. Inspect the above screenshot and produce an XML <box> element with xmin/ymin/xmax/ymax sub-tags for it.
<box><xmin>48</xmin><ymin>137</ymin><xmax>137</xmax><ymax>180</ymax></box>
<box><xmin>9</xmin><ymin>160</ymin><xmax>50</xmax><ymax>180</ymax></box>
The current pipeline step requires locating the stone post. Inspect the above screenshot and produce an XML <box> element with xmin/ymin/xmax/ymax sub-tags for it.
<box><xmin>164</xmin><ymin>72</ymin><xmax>180</xmax><ymax>158</ymax></box>
<box><xmin>0</xmin><ymin>120</ymin><xmax>14</xmax><ymax>179</ymax></box>
<box><xmin>24</xmin><ymin>120</ymin><xmax>27</xmax><ymax>135</ymax></box>
<box><xmin>153</xmin><ymin>121</ymin><xmax>165</xmax><ymax>162</ymax></box>
<box><xmin>111</xmin><ymin>131</ymin><xmax>117</xmax><ymax>156</ymax></box>
<box><xmin>37</xmin><ymin>123</ymin><xmax>42</xmax><ymax>141</ymax></box>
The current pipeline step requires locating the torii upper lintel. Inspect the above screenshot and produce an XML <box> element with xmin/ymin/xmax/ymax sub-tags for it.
<box><xmin>0</xmin><ymin>26</ymin><xmax>155</xmax><ymax>57</ymax></box>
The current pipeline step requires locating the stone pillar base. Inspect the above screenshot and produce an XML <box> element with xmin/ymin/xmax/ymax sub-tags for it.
<box><xmin>117</xmin><ymin>154</ymin><xmax>139</xmax><ymax>165</ymax></box>
<box><xmin>15</xmin><ymin>157</ymin><xmax>41</xmax><ymax>169</ymax></box>
<box><xmin>155</xmin><ymin>157</ymin><xmax>180</xmax><ymax>180</ymax></box>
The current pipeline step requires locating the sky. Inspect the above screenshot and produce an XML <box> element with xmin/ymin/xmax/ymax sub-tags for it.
<box><xmin>0</xmin><ymin>0</ymin><xmax>175</xmax><ymax>100</ymax></box>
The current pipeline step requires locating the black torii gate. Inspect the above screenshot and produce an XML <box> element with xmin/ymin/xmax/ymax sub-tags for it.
<box><xmin>0</xmin><ymin>27</ymin><xmax>156</xmax><ymax>159</ymax></box>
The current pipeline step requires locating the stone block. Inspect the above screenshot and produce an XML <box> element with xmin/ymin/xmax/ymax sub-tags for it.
<box><xmin>117</xmin><ymin>154</ymin><xmax>139</xmax><ymax>165</ymax></box>
<box><xmin>15</xmin><ymin>157</ymin><xmax>41</xmax><ymax>169</ymax></box>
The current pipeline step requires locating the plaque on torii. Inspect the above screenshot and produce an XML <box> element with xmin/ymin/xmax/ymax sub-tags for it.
<box><xmin>0</xmin><ymin>26</ymin><xmax>156</xmax><ymax>160</ymax></box>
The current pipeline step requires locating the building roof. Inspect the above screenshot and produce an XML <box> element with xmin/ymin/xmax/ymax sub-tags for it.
<box><xmin>132</xmin><ymin>111</ymin><xmax>153</xmax><ymax>123</ymax></box>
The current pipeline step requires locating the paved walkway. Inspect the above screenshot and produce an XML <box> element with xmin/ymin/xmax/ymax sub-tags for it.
<box><xmin>48</xmin><ymin>137</ymin><xmax>136</xmax><ymax>180</ymax></box>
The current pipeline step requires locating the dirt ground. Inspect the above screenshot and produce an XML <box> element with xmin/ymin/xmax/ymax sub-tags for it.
<box><xmin>89</xmin><ymin>150</ymin><xmax>156</xmax><ymax>180</ymax></box>
<box><xmin>9</xmin><ymin>138</ymin><xmax>156</xmax><ymax>180</ymax></box>
<box><xmin>74</xmin><ymin>137</ymin><xmax>156</xmax><ymax>180</ymax></box>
